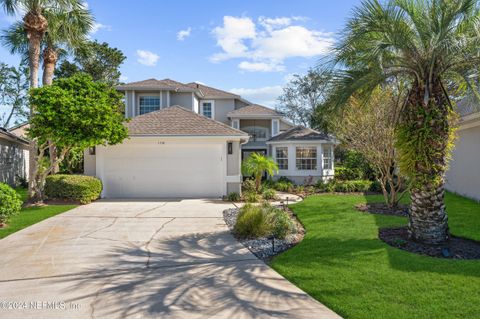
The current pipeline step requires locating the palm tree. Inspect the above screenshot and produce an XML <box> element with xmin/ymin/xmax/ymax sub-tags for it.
<box><xmin>242</xmin><ymin>153</ymin><xmax>278</xmax><ymax>193</ymax></box>
<box><xmin>330</xmin><ymin>0</ymin><xmax>480</xmax><ymax>244</ymax></box>
<box><xmin>1</xmin><ymin>0</ymin><xmax>91</xmax><ymax>198</ymax></box>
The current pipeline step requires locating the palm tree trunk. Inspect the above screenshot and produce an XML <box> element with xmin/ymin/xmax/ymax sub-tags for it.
<box><xmin>24</xmin><ymin>11</ymin><xmax>48</xmax><ymax>201</ymax></box>
<box><xmin>401</xmin><ymin>80</ymin><xmax>452</xmax><ymax>244</ymax></box>
<box><xmin>409</xmin><ymin>183</ymin><xmax>449</xmax><ymax>244</ymax></box>
<box><xmin>42</xmin><ymin>46</ymin><xmax>60</xmax><ymax>173</ymax></box>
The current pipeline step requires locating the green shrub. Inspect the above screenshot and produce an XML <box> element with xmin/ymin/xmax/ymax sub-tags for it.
<box><xmin>226</xmin><ymin>192</ymin><xmax>240</xmax><ymax>201</ymax></box>
<box><xmin>234</xmin><ymin>203</ymin><xmax>295</xmax><ymax>239</ymax></box>
<box><xmin>45</xmin><ymin>174</ymin><xmax>102</xmax><ymax>204</ymax></box>
<box><xmin>277</xmin><ymin>176</ymin><xmax>294</xmax><ymax>184</ymax></box>
<box><xmin>234</xmin><ymin>204</ymin><xmax>271</xmax><ymax>238</ymax></box>
<box><xmin>274</xmin><ymin>181</ymin><xmax>294</xmax><ymax>192</ymax></box>
<box><xmin>316</xmin><ymin>179</ymin><xmax>335</xmax><ymax>192</ymax></box>
<box><xmin>335</xmin><ymin>166</ymin><xmax>363</xmax><ymax>181</ymax></box>
<box><xmin>304</xmin><ymin>186</ymin><xmax>316</xmax><ymax>195</ymax></box>
<box><xmin>262</xmin><ymin>179</ymin><xmax>276</xmax><ymax>189</ymax></box>
<box><xmin>268</xmin><ymin>207</ymin><xmax>295</xmax><ymax>239</ymax></box>
<box><xmin>316</xmin><ymin>179</ymin><xmax>374</xmax><ymax>193</ymax></box>
<box><xmin>262</xmin><ymin>188</ymin><xmax>277</xmax><ymax>200</ymax></box>
<box><xmin>242</xmin><ymin>179</ymin><xmax>257</xmax><ymax>193</ymax></box>
<box><xmin>0</xmin><ymin>183</ymin><xmax>22</xmax><ymax>224</ymax></box>
<box><xmin>295</xmin><ymin>185</ymin><xmax>305</xmax><ymax>194</ymax></box>
<box><xmin>244</xmin><ymin>191</ymin><xmax>261</xmax><ymax>203</ymax></box>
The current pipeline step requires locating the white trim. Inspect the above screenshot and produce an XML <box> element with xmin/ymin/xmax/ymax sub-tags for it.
<box><xmin>160</xmin><ymin>91</ymin><xmax>163</xmax><ymax>108</ymax></box>
<box><xmin>167</xmin><ymin>91</ymin><xmax>170</xmax><ymax>107</ymax></box>
<box><xmin>128</xmin><ymin>134</ymin><xmax>249</xmax><ymax>140</ymax></box>
<box><xmin>132</xmin><ymin>90</ymin><xmax>136</xmax><ymax>117</ymax></box>
<box><xmin>124</xmin><ymin>91</ymin><xmax>128</xmax><ymax>117</ymax></box>
<box><xmin>200</xmin><ymin>100</ymin><xmax>215</xmax><ymax>119</ymax></box>
<box><xmin>228</xmin><ymin>114</ymin><xmax>283</xmax><ymax>119</ymax></box>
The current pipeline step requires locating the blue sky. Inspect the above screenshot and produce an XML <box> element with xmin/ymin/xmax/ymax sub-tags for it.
<box><xmin>0</xmin><ymin>0</ymin><xmax>361</xmax><ymax>107</ymax></box>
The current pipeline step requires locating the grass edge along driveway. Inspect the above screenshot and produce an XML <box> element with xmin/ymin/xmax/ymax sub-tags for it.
<box><xmin>271</xmin><ymin>192</ymin><xmax>480</xmax><ymax>319</ymax></box>
<box><xmin>0</xmin><ymin>188</ymin><xmax>76</xmax><ymax>240</ymax></box>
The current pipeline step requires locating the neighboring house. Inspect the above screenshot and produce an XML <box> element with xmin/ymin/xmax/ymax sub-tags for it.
<box><xmin>0</xmin><ymin>127</ymin><xmax>29</xmax><ymax>186</ymax></box>
<box><xmin>445</xmin><ymin>101</ymin><xmax>480</xmax><ymax>201</ymax></box>
<box><xmin>84</xmin><ymin>78</ymin><xmax>336</xmax><ymax>198</ymax></box>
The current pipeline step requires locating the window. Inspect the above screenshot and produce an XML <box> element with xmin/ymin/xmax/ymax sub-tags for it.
<box><xmin>276</xmin><ymin>147</ymin><xmax>288</xmax><ymax>170</ymax></box>
<box><xmin>201</xmin><ymin>101</ymin><xmax>214</xmax><ymax>118</ymax></box>
<box><xmin>323</xmin><ymin>145</ymin><xmax>333</xmax><ymax>170</ymax></box>
<box><xmin>232</xmin><ymin>119</ymin><xmax>239</xmax><ymax>130</ymax></box>
<box><xmin>139</xmin><ymin>96</ymin><xmax>160</xmax><ymax>115</ymax></box>
<box><xmin>296</xmin><ymin>147</ymin><xmax>317</xmax><ymax>170</ymax></box>
<box><xmin>242</xmin><ymin>126</ymin><xmax>268</xmax><ymax>141</ymax></box>
<box><xmin>272</xmin><ymin>119</ymin><xmax>279</xmax><ymax>136</ymax></box>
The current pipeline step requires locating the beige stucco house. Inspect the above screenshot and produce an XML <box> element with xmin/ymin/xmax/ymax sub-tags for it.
<box><xmin>84</xmin><ymin>79</ymin><xmax>335</xmax><ymax>198</ymax></box>
<box><xmin>446</xmin><ymin>102</ymin><xmax>480</xmax><ymax>201</ymax></box>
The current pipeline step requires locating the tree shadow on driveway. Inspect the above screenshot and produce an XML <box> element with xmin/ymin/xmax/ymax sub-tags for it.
<box><xmin>51</xmin><ymin>231</ymin><xmax>329</xmax><ymax>319</ymax></box>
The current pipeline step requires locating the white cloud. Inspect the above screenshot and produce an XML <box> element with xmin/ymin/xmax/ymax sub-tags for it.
<box><xmin>90</xmin><ymin>22</ymin><xmax>111</xmax><ymax>34</ymax></box>
<box><xmin>211</xmin><ymin>16</ymin><xmax>256</xmax><ymax>62</ymax></box>
<box><xmin>177</xmin><ymin>27</ymin><xmax>192</xmax><ymax>41</ymax></box>
<box><xmin>230</xmin><ymin>85</ymin><xmax>283</xmax><ymax>108</ymax></box>
<box><xmin>119</xmin><ymin>75</ymin><xmax>128</xmax><ymax>82</ymax></box>
<box><xmin>258</xmin><ymin>16</ymin><xmax>291</xmax><ymax>32</ymax></box>
<box><xmin>238</xmin><ymin>61</ymin><xmax>285</xmax><ymax>72</ymax></box>
<box><xmin>136</xmin><ymin>50</ymin><xmax>159</xmax><ymax>66</ymax></box>
<box><xmin>211</xmin><ymin>15</ymin><xmax>334</xmax><ymax>72</ymax></box>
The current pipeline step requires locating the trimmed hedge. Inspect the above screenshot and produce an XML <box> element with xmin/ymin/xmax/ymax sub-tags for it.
<box><xmin>45</xmin><ymin>174</ymin><xmax>102</xmax><ymax>204</ymax></box>
<box><xmin>0</xmin><ymin>183</ymin><xmax>22</xmax><ymax>224</ymax></box>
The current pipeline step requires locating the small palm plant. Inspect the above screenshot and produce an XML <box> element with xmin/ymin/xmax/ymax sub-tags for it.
<box><xmin>242</xmin><ymin>153</ymin><xmax>278</xmax><ymax>193</ymax></box>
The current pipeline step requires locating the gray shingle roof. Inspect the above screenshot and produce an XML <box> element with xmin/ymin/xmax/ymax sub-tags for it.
<box><xmin>0</xmin><ymin>127</ymin><xmax>29</xmax><ymax>144</ymax></box>
<box><xmin>117</xmin><ymin>78</ymin><xmax>196</xmax><ymax>91</ymax></box>
<box><xmin>268</xmin><ymin>126</ymin><xmax>332</xmax><ymax>142</ymax></box>
<box><xmin>186</xmin><ymin>82</ymin><xmax>240</xmax><ymax>99</ymax></box>
<box><xmin>126</xmin><ymin>105</ymin><xmax>248</xmax><ymax>136</ymax></box>
<box><xmin>228</xmin><ymin>104</ymin><xmax>282</xmax><ymax>117</ymax></box>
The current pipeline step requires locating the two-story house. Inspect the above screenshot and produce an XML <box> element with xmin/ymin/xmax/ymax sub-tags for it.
<box><xmin>84</xmin><ymin>78</ymin><xmax>335</xmax><ymax>198</ymax></box>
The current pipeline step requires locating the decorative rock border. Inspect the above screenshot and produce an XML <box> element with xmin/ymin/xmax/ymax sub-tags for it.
<box><xmin>223</xmin><ymin>205</ymin><xmax>305</xmax><ymax>261</ymax></box>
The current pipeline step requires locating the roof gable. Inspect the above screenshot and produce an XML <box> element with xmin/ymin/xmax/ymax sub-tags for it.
<box><xmin>228</xmin><ymin>104</ymin><xmax>282</xmax><ymax>117</ymax></box>
<box><xmin>268</xmin><ymin>126</ymin><xmax>332</xmax><ymax>142</ymax></box>
<box><xmin>117</xmin><ymin>78</ymin><xmax>195</xmax><ymax>91</ymax></box>
<box><xmin>186</xmin><ymin>82</ymin><xmax>239</xmax><ymax>99</ymax></box>
<box><xmin>126</xmin><ymin>106</ymin><xmax>248</xmax><ymax>136</ymax></box>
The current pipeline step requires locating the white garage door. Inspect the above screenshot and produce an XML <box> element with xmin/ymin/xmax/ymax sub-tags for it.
<box><xmin>100</xmin><ymin>141</ymin><xmax>224</xmax><ymax>198</ymax></box>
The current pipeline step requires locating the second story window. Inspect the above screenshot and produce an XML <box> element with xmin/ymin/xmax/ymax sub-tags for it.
<box><xmin>139</xmin><ymin>96</ymin><xmax>160</xmax><ymax>115</ymax></box>
<box><xmin>201</xmin><ymin>101</ymin><xmax>214</xmax><ymax>118</ymax></box>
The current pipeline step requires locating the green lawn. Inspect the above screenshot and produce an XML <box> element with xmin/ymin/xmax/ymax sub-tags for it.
<box><xmin>0</xmin><ymin>188</ymin><xmax>76</xmax><ymax>239</ymax></box>
<box><xmin>271</xmin><ymin>192</ymin><xmax>480</xmax><ymax>319</ymax></box>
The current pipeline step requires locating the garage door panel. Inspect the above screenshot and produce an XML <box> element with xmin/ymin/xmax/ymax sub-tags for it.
<box><xmin>101</xmin><ymin>143</ymin><xmax>224</xmax><ymax>198</ymax></box>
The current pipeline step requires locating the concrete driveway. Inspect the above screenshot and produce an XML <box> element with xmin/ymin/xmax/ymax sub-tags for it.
<box><xmin>0</xmin><ymin>199</ymin><xmax>340</xmax><ymax>319</ymax></box>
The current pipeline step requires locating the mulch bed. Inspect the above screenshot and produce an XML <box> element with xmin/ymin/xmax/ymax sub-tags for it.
<box><xmin>379</xmin><ymin>227</ymin><xmax>480</xmax><ymax>259</ymax></box>
<box><xmin>223</xmin><ymin>206</ymin><xmax>305</xmax><ymax>261</ymax></box>
<box><xmin>356</xmin><ymin>203</ymin><xmax>409</xmax><ymax>217</ymax></box>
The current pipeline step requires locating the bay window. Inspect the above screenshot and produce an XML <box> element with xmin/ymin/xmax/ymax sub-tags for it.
<box><xmin>296</xmin><ymin>147</ymin><xmax>317</xmax><ymax>170</ymax></box>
